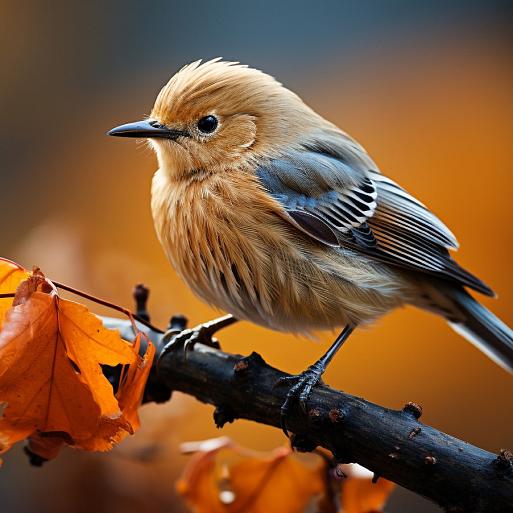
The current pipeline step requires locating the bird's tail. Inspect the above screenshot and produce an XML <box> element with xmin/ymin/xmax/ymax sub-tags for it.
<box><xmin>445</xmin><ymin>287</ymin><xmax>513</xmax><ymax>373</ymax></box>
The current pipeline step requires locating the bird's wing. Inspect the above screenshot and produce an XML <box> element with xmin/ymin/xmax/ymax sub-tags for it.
<box><xmin>256</xmin><ymin>149</ymin><xmax>493</xmax><ymax>296</ymax></box>
<box><xmin>256</xmin><ymin>151</ymin><xmax>379</xmax><ymax>246</ymax></box>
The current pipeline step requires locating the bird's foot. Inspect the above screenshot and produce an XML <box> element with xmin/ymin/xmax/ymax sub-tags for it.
<box><xmin>276</xmin><ymin>361</ymin><xmax>326</xmax><ymax>436</ymax></box>
<box><xmin>159</xmin><ymin>322</ymin><xmax>221</xmax><ymax>365</ymax></box>
<box><xmin>158</xmin><ymin>314</ymin><xmax>237</xmax><ymax>365</ymax></box>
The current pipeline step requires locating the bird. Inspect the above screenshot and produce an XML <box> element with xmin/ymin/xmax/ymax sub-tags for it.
<box><xmin>108</xmin><ymin>58</ymin><xmax>513</xmax><ymax>430</ymax></box>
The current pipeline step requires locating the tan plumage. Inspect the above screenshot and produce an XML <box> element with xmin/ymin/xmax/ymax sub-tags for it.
<box><xmin>110</xmin><ymin>58</ymin><xmax>513</xmax><ymax>372</ymax></box>
<box><xmin>151</xmin><ymin>166</ymin><xmax>410</xmax><ymax>333</ymax></box>
<box><xmin>149</xmin><ymin>60</ymin><xmax>409</xmax><ymax>332</ymax></box>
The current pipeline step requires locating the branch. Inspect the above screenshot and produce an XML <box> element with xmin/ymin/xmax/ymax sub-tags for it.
<box><xmin>102</xmin><ymin>312</ymin><xmax>513</xmax><ymax>513</ymax></box>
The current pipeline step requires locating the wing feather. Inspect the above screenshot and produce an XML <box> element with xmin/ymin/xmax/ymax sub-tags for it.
<box><xmin>256</xmin><ymin>148</ymin><xmax>493</xmax><ymax>296</ymax></box>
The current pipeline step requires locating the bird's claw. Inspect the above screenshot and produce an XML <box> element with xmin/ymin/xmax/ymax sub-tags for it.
<box><xmin>177</xmin><ymin>327</ymin><xmax>220</xmax><ymax>353</ymax></box>
<box><xmin>159</xmin><ymin>324</ymin><xmax>220</xmax><ymax>363</ymax></box>
<box><xmin>276</xmin><ymin>363</ymin><xmax>325</xmax><ymax>437</ymax></box>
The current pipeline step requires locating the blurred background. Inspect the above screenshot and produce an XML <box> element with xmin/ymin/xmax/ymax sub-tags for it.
<box><xmin>1</xmin><ymin>1</ymin><xmax>512</xmax><ymax>511</ymax></box>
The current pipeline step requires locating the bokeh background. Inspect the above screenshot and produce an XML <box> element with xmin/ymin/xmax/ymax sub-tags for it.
<box><xmin>1</xmin><ymin>1</ymin><xmax>512</xmax><ymax>512</ymax></box>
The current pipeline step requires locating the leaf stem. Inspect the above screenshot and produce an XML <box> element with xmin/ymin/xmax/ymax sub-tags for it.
<box><xmin>51</xmin><ymin>281</ymin><xmax>164</xmax><ymax>334</ymax></box>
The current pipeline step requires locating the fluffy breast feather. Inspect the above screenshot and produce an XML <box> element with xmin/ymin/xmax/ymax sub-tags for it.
<box><xmin>151</xmin><ymin>167</ymin><xmax>412</xmax><ymax>332</ymax></box>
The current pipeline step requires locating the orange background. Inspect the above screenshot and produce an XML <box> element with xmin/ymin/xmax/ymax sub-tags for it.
<box><xmin>1</xmin><ymin>2</ymin><xmax>512</xmax><ymax>512</ymax></box>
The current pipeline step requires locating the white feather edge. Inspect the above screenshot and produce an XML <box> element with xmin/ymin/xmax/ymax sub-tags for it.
<box><xmin>449</xmin><ymin>321</ymin><xmax>513</xmax><ymax>373</ymax></box>
<box><xmin>371</xmin><ymin>172</ymin><xmax>459</xmax><ymax>249</ymax></box>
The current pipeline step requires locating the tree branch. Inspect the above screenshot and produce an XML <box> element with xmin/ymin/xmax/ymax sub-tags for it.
<box><xmin>101</xmin><ymin>313</ymin><xmax>513</xmax><ymax>513</ymax></box>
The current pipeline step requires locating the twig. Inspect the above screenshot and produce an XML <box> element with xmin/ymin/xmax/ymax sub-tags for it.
<box><xmin>52</xmin><ymin>280</ymin><xmax>164</xmax><ymax>334</ymax></box>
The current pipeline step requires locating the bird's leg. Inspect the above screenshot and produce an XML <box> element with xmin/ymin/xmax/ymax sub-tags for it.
<box><xmin>159</xmin><ymin>314</ymin><xmax>237</xmax><ymax>362</ymax></box>
<box><xmin>277</xmin><ymin>324</ymin><xmax>356</xmax><ymax>436</ymax></box>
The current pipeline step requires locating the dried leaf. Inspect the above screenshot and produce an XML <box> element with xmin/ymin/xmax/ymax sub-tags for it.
<box><xmin>0</xmin><ymin>265</ymin><xmax>155</xmax><ymax>461</ymax></box>
<box><xmin>12</xmin><ymin>267</ymin><xmax>51</xmax><ymax>306</ymax></box>
<box><xmin>178</xmin><ymin>441</ymin><xmax>396</xmax><ymax>513</ymax></box>
<box><xmin>78</xmin><ymin>335</ymin><xmax>156</xmax><ymax>452</ymax></box>
<box><xmin>117</xmin><ymin>334</ymin><xmax>156</xmax><ymax>432</ymax></box>
<box><xmin>57</xmin><ymin>298</ymin><xmax>136</xmax><ymax>417</ymax></box>
<box><xmin>177</xmin><ymin>437</ymin><xmax>325</xmax><ymax>513</ymax></box>
<box><xmin>340</xmin><ymin>465</ymin><xmax>395</xmax><ymax>513</ymax></box>
<box><xmin>0</xmin><ymin>258</ymin><xmax>29</xmax><ymax>328</ymax></box>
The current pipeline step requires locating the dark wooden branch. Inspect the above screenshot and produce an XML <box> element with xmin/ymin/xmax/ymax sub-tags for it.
<box><xmin>101</xmin><ymin>314</ymin><xmax>513</xmax><ymax>513</ymax></box>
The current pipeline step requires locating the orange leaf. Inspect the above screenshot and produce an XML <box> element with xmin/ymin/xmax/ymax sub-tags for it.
<box><xmin>77</xmin><ymin>335</ymin><xmax>155</xmax><ymax>452</ymax></box>
<box><xmin>117</xmin><ymin>334</ymin><xmax>155</xmax><ymax>432</ymax></box>
<box><xmin>177</xmin><ymin>438</ymin><xmax>325</xmax><ymax>513</ymax></box>
<box><xmin>73</xmin><ymin>416</ymin><xmax>132</xmax><ymax>452</ymax></box>
<box><xmin>176</xmin><ymin>438</ymin><xmax>241</xmax><ymax>513</ymax></box>
<box><xmin>340</xmin><ymin>465</ymin><xmax>395</xmax><ymax>513</ymax></box>
<box><xmin>0</xmin><ymin>268</ymin><xmax>143</xmax><ymax>459</ymax></box>
<box><xmin>0</xmin><ymin>258</ymin><xmax>29</xmax><ymax>328</ymax></box>
<box><xmin>57</xmin><ymin>298</ymin><xmax>136</xmax><ymax>417</ymax></box>
<box><xmin>0</xmin><ymin>421</ymin><xmax>31</xmax><ymax>455</ymax></box>
<box><xmin>178</xmin><ymin>441</ymin><xmax>396</xmax><ymax>513</ymax></box>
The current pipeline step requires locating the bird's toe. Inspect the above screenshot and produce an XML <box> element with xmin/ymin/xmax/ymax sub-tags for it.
<box><xmin>278</xmin><ymin>368</ymin><xmax>324</xmax><ymax>435</ymax></box>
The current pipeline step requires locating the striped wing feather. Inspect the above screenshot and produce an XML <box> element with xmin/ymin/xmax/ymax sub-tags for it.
<box><xmin>256</xmin><ymin>150</ymin><xmax>493</xmax><ymax>296</ymax></box>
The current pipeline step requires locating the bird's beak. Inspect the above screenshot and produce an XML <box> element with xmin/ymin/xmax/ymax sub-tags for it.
<box><xmin>107</xmin><ymin>120</ymin><xmax>188</xmax><ymax>140</ymax></box>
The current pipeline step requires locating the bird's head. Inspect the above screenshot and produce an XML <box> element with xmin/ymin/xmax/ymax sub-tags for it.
<box><xmin>109</xmin><ymin>59</ymin><xmax>322</xmax><ymax>179</ymax></box>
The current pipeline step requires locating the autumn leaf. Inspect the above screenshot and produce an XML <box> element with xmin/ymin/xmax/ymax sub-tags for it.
<box><xmin>0</xmin><ymin>264</ymin><xmax>155</xmax><ymax>461</ymax></box>
<box><xmin>0</xmin><ymin>291</ymin><xmax>133</xmax><ymax>436</ymax></box>
<box><xmin>177</xmin><ymin>439</ymin><xmax>395</xmax><ymax>513</ymax></box>
<box><xmin>316</xmin><ymin>459</ymin><xmax>395</xmax><ymax>513</ymax></box>
<box><xmin>0</xmin><ymin>258</ymin><xmax>29</xmax><ymax>328</ymax></box>
<box><xmin>177</xmin><ymin>437</ymin><xmax>325</xmax><ymax>513</ymax></box>
<box><xmin>78</xmin><ymin>335</ymin><xmax>156</xmax><ymax>452</ymax></box>
<box><xmin>117</xmin><ymin>334</ymin><xmax>156</xmax><ymax>432</ymax></box>
<box><xmin>339</xmin><ymin>465</ymin><xmax>395</xmax><ymax>513</ymax></box>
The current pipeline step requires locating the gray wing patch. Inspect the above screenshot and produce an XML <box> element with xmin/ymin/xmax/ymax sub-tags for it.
<box><xmin>256</xmin><ymin>152</ymin><xmax>378</xmax><ymax>243</ymax></box>
<box><xmin>256</xmin><ymin>149</ymin><xmax>493</xmax><ymax>296</ymax></box>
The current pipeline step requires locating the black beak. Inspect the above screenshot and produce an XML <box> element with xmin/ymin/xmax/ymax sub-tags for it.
<box><xmin>107</xmin><ymin>120</ymin><xmax>188</xmax><ymax>139</ymax></box>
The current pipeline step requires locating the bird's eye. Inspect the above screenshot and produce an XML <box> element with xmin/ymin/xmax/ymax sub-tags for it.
<box><xmin>197</xmin><ymin>115</ymin><xmax>218</xmax><ymax>134</ymax></box>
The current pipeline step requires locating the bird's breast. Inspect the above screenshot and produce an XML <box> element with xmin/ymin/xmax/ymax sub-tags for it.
<box><xmin>151</xmin><ymin>167</ymin><xmax>408</xmax><ymax>332</ymax></box>
<box><xmin>151</xmin><ymin>168</ymin><xmax>291</xmax><ymax>320</ymax></box>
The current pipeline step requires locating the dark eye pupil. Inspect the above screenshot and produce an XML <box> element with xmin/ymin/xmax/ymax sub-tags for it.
<box><xmin>197</xmin><ymin>115</ymin><xmax>218</xmax><ymax>133</ymax></box>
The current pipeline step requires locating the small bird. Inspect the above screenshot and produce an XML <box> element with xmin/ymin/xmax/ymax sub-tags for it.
<box><xmin>109</xmin><ymin>59</ymin><xmax>512</xmax><ymax>426</ymax></box>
